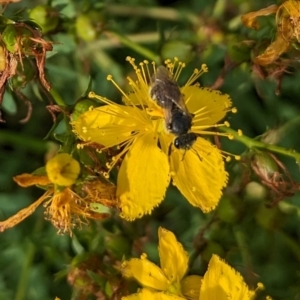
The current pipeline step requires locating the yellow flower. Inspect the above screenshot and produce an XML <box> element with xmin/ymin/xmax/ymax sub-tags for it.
<box><xmin>121</xmin><ymin>227</ymin><xmax>189</xmax><ymax>299</ymax></box>
<box><xmin>0</xmin><ymin>153</ymin><xmax>116</xmax><ymax>234</ymax></box>
<box><xmin>198</xmin><ymin>255</ymin><xmax>256</xmax><ymax>300</ymax></box>
<box><xmin>72</xmin><ymin>57</ymin><xmax>235</xmax><ymax>220</ymax></box>
<box><xmin>242</xmin><ymin>0</ymin><xmax>300</xmax><ymax>65</ymax></box>
<box><xmin>121</xmin><ymin>228</ymin><xmax>266</xmax><ymax>300</ymax></box>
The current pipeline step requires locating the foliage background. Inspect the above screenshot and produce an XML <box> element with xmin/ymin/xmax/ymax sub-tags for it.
<box><xmin>1</xmin><ymin>0</ymin><xmax>300</xmax><ymax>299</ymax></box>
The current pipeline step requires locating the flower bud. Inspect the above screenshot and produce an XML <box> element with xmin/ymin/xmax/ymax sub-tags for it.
<box><xmin>181</xmin><ymin>275</ymin><xmax>201</xmax><ymax>300</ymax></box>
<box><xmin>161</xmin><ymin>40</ymin><xmax>195</xmax><ymax>63</ymax></box>
<box><xmin>228</xmin><ymin>41</ymin><xmax>253</xmax><ymax>63</ymax></box>
<box><xmin>2</xmin><ymin>24</ymin><xmax>35</xmax><ymax>55</ymax></box>
<box><xmin>216</xmin><ymin>196</ymin><xmax>239</xmax><ymax>223</ymax></box>
<box><xmin>251</xmin><ymin>151</ymin><xmax>279</xmax><ymax>181</ymax></box>
<box><xmin>72</xmin><ymin>98</ymin><xmax>100</xmax><ymax>121</ymax></box>
<box><xmin>46</xmin><ymin>153</ymin><xmax>80</xmax><ymax>187</ymax></box>
<box><xmin>105</xmin><ymin>234</ymin><xmax>131</xmax><ymax>259</ymax></box>
<box><xmin>75</xmin><ymin>12</ymin><xmax>105</xmax><ymax>41</ymax></box>
<box><xmin>29</xmin><ymin>5</ymin><xmax>59</xmax><ymax>34</ymax></box>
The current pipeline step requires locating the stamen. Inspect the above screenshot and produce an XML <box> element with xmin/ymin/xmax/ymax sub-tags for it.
<box><xmin>107</xmin><ymin>75</ymin><xmax>131</xmax><ymax>102</ymax></box>
<box><xmin>126</xmin><ymin>56</ymin><xmax>138</xmax><ymax>70</ymax></box>
<box><xmin>89</xmin><ymin>91</ymin><xmax>117</xmax><ymax>106</ymax></box>
<box><xmin>151</xmin><ymin>61</ymin><xmax>157</xmax><ymax>76</ymax></box>
<box><xmin>192</xmin><ymin>122</ymin><xmax>230</xmax><ymax>131</ymax></box>
<box><xmin>173</xmin><ymin>60</ymin><xmax>185</xmax><ymax>81</ymax></box>
<box><xmin>220</xmin><ymin>150</ymin><xmax>241</xmax><ymax>162</ymax></box>
<box><xmin>195</xmin><ymin>130</ymin><xmax>233</xmax><ymax>138</ymax></box>
<box><xmin>143</xmin><ymin>60</ymin><xmax>151</xmax><ymax>84</ymax></box>
<box><xmin>184</xmin><ymin>64</ymin><xmax>208</xmax><ymax>86</ymax></box>
<box><xmin>104</xmin><ymin>140</ymin><xmax>134</xmax><ymax>173</ymax></box>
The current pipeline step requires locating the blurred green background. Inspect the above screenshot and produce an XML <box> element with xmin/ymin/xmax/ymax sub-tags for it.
<box><xmin>1</xmin><ymin>0</ymin><xmax>300</xmax><ymax>299</ymax></box>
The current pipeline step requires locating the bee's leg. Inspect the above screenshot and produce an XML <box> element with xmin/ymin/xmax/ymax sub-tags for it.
<box><xmin>181</xmin><ymin>150</ymin><xmax>187</xmax><ymax>161</ymax></box>
<box><xmin>192</xmin><ymin>147</ymin><xmax>202</xmax><ymax>161</ymax></box>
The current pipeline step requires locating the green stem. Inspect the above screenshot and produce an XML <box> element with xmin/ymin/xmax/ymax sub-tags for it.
<box><xmin>14</xmin><ymin>216</ymin><xmax>44</xmax><ymax>300</ymax></box>
<box><xmin>106</xmin><ymin>31</ymin><xmax>159</xmax><ymax>62</ymax></box>
<box><xmin>49</xmin><ymin>88</ymin><xmax>67</xmax><ymax>106</ymax></box>
<box><xmin>85</xmin><ymin>31</ymin><xmax>170</xmax><ymax>50</ymax></box>
<box><xmin>221</xmin><ymin>127</ymin><xmax>300</xmax><ymax>162</ymax></box>
<box><xmin>0</xmin><ymin>129</ymin><xmax>47</xmax><ymax>153</ymax></box>
<box><xmin>105</xmin><ymin>5</ymin><xmax>199</xmax><ymax>25</ymax></box>
<box><xmin>14</xmin><ymin>242</ymin><xmax>36</xmax><ymax>300</ymax></box>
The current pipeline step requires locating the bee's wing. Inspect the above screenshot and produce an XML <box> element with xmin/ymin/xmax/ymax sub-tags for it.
<box><xmin>169</xmin><ymin>93</ymin><xmax>190</xmax><ymax>115</ymax></box>
<box><xmin>154</xmin><ymin>66</ymin><xmax>190</xmax><ymax>114</ymax></box>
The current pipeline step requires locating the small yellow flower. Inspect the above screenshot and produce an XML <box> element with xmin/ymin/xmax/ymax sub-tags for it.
<box><xmin>242</xmin><ymin>0</ymin><xmax>300</xmax><ymax>65</ymax></box>
<box><xmin>72</xmin><ymin>57</ymin><xmax>234</xmax><ymax>220</ymax></box>
<box><xmin>0</xmin><ymin>153</ymin><xmax>116</xmax><ymax>234</ymax></box>
<box><xmin>121</xmin><ymin>228</ymin><xmax>266</xmax><ymax>300</ymax></box>
<box><xmin>121</xmin><ymin>227</ymin><xmax>189</xmax><ymax>299</ymax></box>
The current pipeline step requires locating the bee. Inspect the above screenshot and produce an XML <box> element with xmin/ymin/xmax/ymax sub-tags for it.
<box><xmin>150</xmin><ymin>66</ymin><xmax>197</xmax><ymax>151</ymax></box>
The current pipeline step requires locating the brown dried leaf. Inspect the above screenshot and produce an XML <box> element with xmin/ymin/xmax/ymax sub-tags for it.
<box><xmin>254</xmin><ymin>33</ymin><xmax>291</xmax><ymax>65</ymax></box>
<box><xmin>0</xmin><ymin>190</ymin><xmax>51</xmax><ymax>232</ymax></box>
<box><xmin>242</xmin><ymin>4</ymin><xmax>278</xmax><ymax>29</ymax></box>
<box><xmin>13</xmin><ymin>173</ymin><xmax>51</xmax><ymax>187</ymax></box>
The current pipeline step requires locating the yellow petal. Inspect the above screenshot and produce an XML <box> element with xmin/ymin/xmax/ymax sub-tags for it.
<box><xmin>122</xmin><ymin>288</ymin><xmax>186</xmax><ymax>300</ymax></box>
<box><xmin>46</xmin><ymin>153</ymin><xmax>80</xmax><ymax>187</ymax></box>
<box><xmin>158</xmin><ymin>227</ymin><xmax>189</xmax><ymax>283</ymax></box>
<box><xmin>200</xmin><ymin>255</ymin><xmax>255</xmax><ymax>300</ymax></box>
<box><xmin>169</xmin><ymin>138</ymin><xmax>228</xmax><ymax>212</ymax></box>
<box><xmin>181</xmin><ymin>86</ymin><xmax>232</xmax><ymax>128</ymax></box>
<box><xmin>121</xmin><ymin>258</ymin><xmax>169</xmax><ymax>291</ymax></box>
<box><xmin>117</xmin><ymin>134</ymin><xmax>170</xmax><ymax>220</ymax></box>
<box><xmin>72</xmin><ymin>104</ymin><xmax>151</xmax><ymax>148</ymax></box>
<box><xmin>13</xmin><ymin>173</ymin><xmax>51</xmax><ymax>187</ymax></box>
<box><xmin>181</xmin><ymin>275</ymin><xmax>202</xmax><ymax>300</ymax></box>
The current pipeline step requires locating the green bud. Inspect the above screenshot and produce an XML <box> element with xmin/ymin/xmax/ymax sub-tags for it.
<box><xmin>105</xmin><ymin>234</ymin><xmax>131</xmax><ymax>259</ymax></box>
<box><xmin>216</xmin><ymin>196</ymin><xmax>239</xmax><ymax>223</ymax></box>
<box><xmin>2</xmin><ymin>24</ymin><xmax>18</xmax><ymax>53</ymax></box>
<box><xmin>75</xmin><ymin>12</ymin><xmax>105</xmax><ymax>42</ymax></box>
<box><xmin>161</xmin><ymin>40</ymin><xmax>195</xmax><ymax>63</ymax></box>
<box><xmin>72</xmin><ymin>98</ymin><xmax>100</xmax><ymax>121</ymax></box>
<box><xmin>228</xmin><ymin>41</ymin><xmax>253</xmax><ymax>63</ymax></box>
<box><xmin>252</xmin><ymin>151</ymin><xmax>279</xmax><ymax>180</ymax></box>
<box><xmin>29</xmin><ymin>5</ymin><xmax>59</xmax><ymax>34</ymax></box>
<box><xmin>2</xmin><ymin>24</ymin><xmax>34</xmax><ymax>55</ymax></box>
